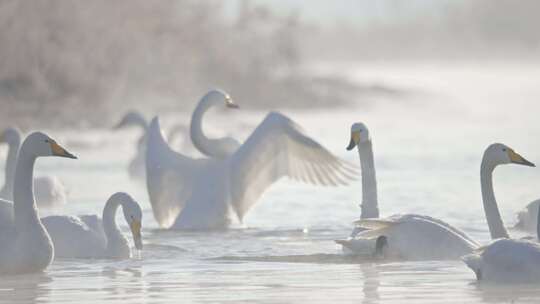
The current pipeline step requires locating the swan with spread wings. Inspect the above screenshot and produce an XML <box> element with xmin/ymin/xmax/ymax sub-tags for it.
<box><xmin>146</xmin><ymin>90</ymin><xmax>357</xmax><ymax>230</ymax></box>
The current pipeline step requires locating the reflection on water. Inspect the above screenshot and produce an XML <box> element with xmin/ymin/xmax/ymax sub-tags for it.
<box><xmin>0</xmin><ymin>273</ymin><xmax>51</xmax><ymax>304</ymax></box>
<box><xmin>361</xmin><ymin>264</ymin><xmax>380</xmax><ymax>304</ymax></box>
<box><xmin>3</xmin><ymin>63</ymin><xmax>540</xmax><ymax>303</ymax></box>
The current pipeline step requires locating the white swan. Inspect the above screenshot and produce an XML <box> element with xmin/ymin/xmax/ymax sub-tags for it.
<box><xmin>335</xmin><ymin>122</ymin><xmax>479</xmax><ymax>260</ymax></box>
<box><xmin>146</xmin><ymin>90</ymin><xmax>356</xmax><ymax>229</ymax></box>
<box><xmin>0</xmin><ymin>132</ymin><xmax>76</xmax><ymax>274</ymax></box>
<box><xmin>41</xmin><ymin>192</ymin><xmax>142</xmax><ymax>259</ymax></box>
<box><xmin>114</xmin><ymin>110</ymin><xmax>148</xmax><ymax>180</ymax></box>
<box><xmin>462</xmin><ymin>143</ymin><xmax>540</xmax><ymax>282</ymax></box>
<box><xmin>0</xmin><ymin>127</ymin><xmax>67</xmax><ymax>209</ymax></box>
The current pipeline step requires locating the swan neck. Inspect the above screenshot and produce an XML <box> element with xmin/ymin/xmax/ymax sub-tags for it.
<box><xmin>13</xmin><ymin>146</ymin><xmax>40</xmax><ymax>229</ymax></box>
<box><xmin>4</xmin><ymin>139</ymin><xmax>20</xmax><ymax>199</ymax></box>
<box><xmin>190</xmin><ymin>97</ymin><xmax>219</xmax><ymax>158</ymax></box>
<box><xmin>480</xmin><ymin>160</ymin><xmax>509</xmax><ymax>239</ymax></box>
<box><xmin>102</xmin><ymin>198</ymin><xmax>123</xmax><ymax>242</ymax></box>
<box><xmin>358</xmin><ymin>140</ymin><xmax>379</xmax><ymax>219</ymax></box>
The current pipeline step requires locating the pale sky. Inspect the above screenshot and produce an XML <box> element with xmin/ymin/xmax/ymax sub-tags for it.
<box><xmin>228</xmin><ymin>0</ymin><xmax>461</xmax><ymax>26</ymax></box>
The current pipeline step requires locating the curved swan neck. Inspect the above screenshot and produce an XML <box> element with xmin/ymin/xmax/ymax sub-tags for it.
<box><xmin>4</xmin><ymin>136</ymin><xmax>21</xmax><ymax>199</ymax></box>
<box><xmin>102</xmin><ymin>198</ymin><xmax>124</xmax><ymax>242</ymax></box>
<box><xmin>358</xmin><ymin>140</ymin><xmax>379</xmax><ymax>219</ymax></box>
<box><xmin>13</xmin><ymin>144</ymin><xmax>39</xmax><ymax>229</ymax></box>
<box><xmin>190</xmin><ymin>97</ymin><xmax>222</xmax><ymax>158</ymax></box>
<box><xmin>480</xmin><ymin>160</ymin><xmax>509</xmax><ymax>239</ymax></box>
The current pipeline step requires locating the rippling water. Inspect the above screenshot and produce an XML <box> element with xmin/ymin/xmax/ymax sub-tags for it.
<box><xmin>2</xmin><ymin>63</ymin><xmax>540</xmax><ymax>303</ymax></box>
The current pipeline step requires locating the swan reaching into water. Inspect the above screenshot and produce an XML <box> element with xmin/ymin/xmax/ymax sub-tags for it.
<box><xmin>146</xmin><ymin>90</ymin><xmax>357</xmax><ymax>230</ymax></box>
<box><xmin>462</xmin><ymin>143</ymin><xmax>540</xmax><ymax>283</ymax></box>
<box><xmin>0</xmin><ymin>132</ymin><xmax>76</xmax><ymax>274</ymax></box>
<box><xmin>335</xmin><ymin>122</ymin><xmax>480</xmax><ymax>260</ymax></box>
<box><xmin>114</xmin><ymin>110</ymin><xmax>148</xmax><ymax>180</ymax></box>
<box><xmin>41</xmin><ymin>192</ymin><xmax>142</xmax><ymax>259</ymax></box>
<box><xmin>0</xmin><ymin>127</ymin><xmax>67</xmax><ymax>209</ymax></box>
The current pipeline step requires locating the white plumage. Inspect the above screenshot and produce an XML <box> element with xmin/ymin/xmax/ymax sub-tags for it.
<box><xmin>41</xmin><ymin>192</ymin><xmax>143</xmax><ymax>259</ymax></box>
<box><xmin>146</xmin><ymin>90</ymin><xmax>356</xmax><ymax>230</ymax></box>
<box><xmin>0</xmin><ymin>132</ymin><xmax>76</xmax><ymax>274</ymax></box>
<box><xmin>515</xmin><ymin>199</ymin><xmax>540</xmax><ymax>233</ymax></box>
<box><xmin>335</xmin><ymin>122</ymin><xmax>478</xmax><ymax>260</ymax></box>
<box><xmin>0</xmin><ymin>127</ymin><xmax>67</xmax><ymax>209</ymax></box>
<box><xmin>461</xmin><ymin>143</ymin><xmax>538</xmax><ymax>282</ymax></box>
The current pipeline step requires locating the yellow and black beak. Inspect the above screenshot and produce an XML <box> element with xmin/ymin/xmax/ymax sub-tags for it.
<box><xmin>50</xmin><ymin>141</ymin><xmax>77</xmax><ymax>159</ymax></box>
<box><xmin>346</xmin><ymin>131</ymin><xmax>360</xmax><ymax>151</ymax></box>
<box><xmin>130</xmin><ymin>220</ymin><xmax>143</xmax><ymax>250</ymax></box>
<box><xmin>508</xmin><ymin>149</ymin><xmax>535</xmax><ymax>167</ymax></box>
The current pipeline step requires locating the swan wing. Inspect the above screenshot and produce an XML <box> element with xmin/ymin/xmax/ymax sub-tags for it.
<box><xmin>229</xmin><ymin>112</ymin><xmax>358</xmax><ymax>220</ymax></box>
<box><xmin>146</xmin><ymin>117</ymin><xmax>211</xmax><ymax>228</ymax></box>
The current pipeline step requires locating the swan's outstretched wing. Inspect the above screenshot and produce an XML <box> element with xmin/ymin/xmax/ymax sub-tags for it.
<box><xmin>146</xmin><ymin>117</ymin><xmax>211</xmax><ymax>228</ymax></box>
<box><xmin>229</xmin><ymin>112</ymin><xmax>358</xmax><ymax>220</ymax></box>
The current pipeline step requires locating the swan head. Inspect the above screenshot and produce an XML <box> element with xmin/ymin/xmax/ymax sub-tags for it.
<box><xmin>483</xmin><ymin>143</ymin><xmax>535</xmax><ymax>168</ymax></box>
<box><xmin>0</xmin><ymin>127</ymin><xmax>21</xmax><ymax>146</ymax></box>
<box><xmin>202</xmin><ymin>89</ymin><xmax>239</xmax><ymax>109</ymax></box>
<box><xmin>24</xmin><ymin>132</ymin><xmax>77</xmax><ymax>159</ymax></box>
<box><xmin>114</xmin><ymin>111</ymin><xmax>147</xmax><ymax>130</ymax></box>
<box><xmin>346</xmin><ymin>122</ymin><xmax>370</xmax><ymax>150</ymax></box>
<box><xmin>114</xmin><ymin>192</ymin><xmax>143</xmax><ymax>250</ymax></box>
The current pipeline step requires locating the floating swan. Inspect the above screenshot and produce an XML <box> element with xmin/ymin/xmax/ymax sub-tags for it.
<box><xmin>335</xmin><ymin>122</ymin><xmax>479</xmax><ymax>260</ymax></box>
<box><xmin>41</xmin><ymin>192</ymin><xmax>142</xmax><ymax>259</ymax></box>
<box><xmin>0</xmin><ymin>132</ymin><xmax>76</xmax><ymax>274</ymax></box>
<box><xmin>146</xmin><ymin>90</ymin><xmax>356</xmax><ymax>229</ymax></box>
<box><xmin>462</xmin><ymin>143</ymin><xmax>540</xmax><ymax>282</ymax></box>
<box><xmin>114</xmin><ymin>110</ymin><xmax>148</xmax><ymax>180</ymax></box>
<box><xmin>0</xmin><ymin>127</ymin><xmax>67</xmax><ymax>209</ymax></box>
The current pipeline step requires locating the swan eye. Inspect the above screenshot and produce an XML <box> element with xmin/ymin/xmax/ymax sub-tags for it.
<box><xmin>502</xmin><ymin>148</ymin><xmax>507</xmax><ymax>152</ymax></box>
<box><xmin>44</xmin><ymin>139</ymin><xmax>49</xmax><ymax>143</ymax></box>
